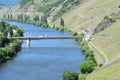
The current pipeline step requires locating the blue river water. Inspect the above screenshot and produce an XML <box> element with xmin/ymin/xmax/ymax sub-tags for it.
<box><xmin>0</xmin><ymin>22</ymin><xmax>86</xmax><ymax>80</ymax></box>
<box><xmin>0</xmin><ymin>0</ymin><xmax>20</xmax><ymax>7</ymax></box>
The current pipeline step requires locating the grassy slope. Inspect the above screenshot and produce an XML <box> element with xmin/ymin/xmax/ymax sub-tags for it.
<box><xmin>53</xmin><ymin>0</ymin><xmax>120</xmax><ymax>60</ymax></box>
<box><xmin>93</xmin><ymin>20</ymin><xmax>120</xmax><ymax>60</ymax></box>
<box><xmin>53</xmin><ymin>0</ymin><xmax>120</xmax><ymax>80</ymax></box>
<box><xmin>86</xmin><ymin>59</ymin><xmax>120</xmax><ymax>80</ymax></box>
<box><xmin>53</xmin><ymin>0</ymin><xmax>120</xmax><ymax>32</ymax></box>
<box><xmin>87</xmin><ymin>20</ymin><xmax>120</xmax><ymax>80</ymax></box>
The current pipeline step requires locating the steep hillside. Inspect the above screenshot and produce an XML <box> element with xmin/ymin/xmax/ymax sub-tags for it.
<box><xmin>0</xmin><ymin>0</ymin><xmax>84</xmax><ymax>20</ymax></box>
<box><xmin>53</xmin><ymin>0</ymin><xmax>120</xmax><ymax>32</ymax></box>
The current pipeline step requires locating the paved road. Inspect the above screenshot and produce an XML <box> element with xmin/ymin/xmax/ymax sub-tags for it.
<box><xmin>88</xmin><ymin>42</ymin><xmax>107</xmax><ymax>65</ymax></box>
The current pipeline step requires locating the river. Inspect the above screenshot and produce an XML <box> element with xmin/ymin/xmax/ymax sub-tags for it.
<box><xmin>0</xmin><ymin>22</ymin><xmax>85</xmax><ymax>80</ymax></box>
<box><xmin>0</xmin><ymin>0</ymin><xmax>20</xmax><ymax>7</ymax></box>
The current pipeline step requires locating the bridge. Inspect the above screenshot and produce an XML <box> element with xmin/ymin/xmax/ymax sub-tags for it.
<box><xmin>9</xmin><ymin>36</ymin><xmax>83</xmax><ymax>48</ymax></box>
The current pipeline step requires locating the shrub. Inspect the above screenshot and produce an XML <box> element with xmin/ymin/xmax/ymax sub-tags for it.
<box><xmin>78</xmin><ymin>74</ymin><xmax>87</xmax><ymax>80</ymax></box>
<box><xmin>81</xmin><ymin>44</ymin><xmax>89</xmax><ymax>52</ymax></box>
<box><xmin>85</xmin><ymin>49</ymin><xmax>94</xmax><ymax>57</ymax></box>
<box><xmin>63</xmin><ymin>71</ymin><xmax>79</xmax><ymax>80</ymax></box>
<box><xmin>80</xmin><ymin>62</ymin><xmax>94</xmax><ymax>74</ymax></box>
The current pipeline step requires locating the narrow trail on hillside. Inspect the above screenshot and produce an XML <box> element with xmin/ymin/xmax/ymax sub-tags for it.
<box><xmin>88</xmin><ymin>42</ymin><xmax>104</xmax><ymax>64</ymax></box>
<box><xmin>89</xmin><ymin>42</ymin><xmax>109</xmax><ymax>65</ymax></box>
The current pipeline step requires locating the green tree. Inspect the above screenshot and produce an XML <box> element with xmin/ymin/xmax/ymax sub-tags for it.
<box><xmin>63</xmin><ymin>71</ymin><xmax>79</xmax><ymax>80</ymax></box>
<box><xmin>41</xmin><ymin>15</ymin><xmax>48</xmax><ymax>24</ymax></box>
<box><xmin>24</xmin><ymin>15</ymin><xmax>29</xmax><ymax>22</ymax></box>
<box><xmin>0</xmin><ymin>35</ymin><xmax>7</xmax><ymax>47</ymax></box>
<box><xmin>9</xmin><ymin>14</ymin><xmax>13</xmax><ymax>19</ymax></box>
<box><xmin>80</xmin><ymin>62</ymin><xmax>94</xmax><ymax>73</ymax></box>
<box><xmin>17</xmin><ymin>14</ymin><xmax>23</xmax><ymax>21</ymax></box>
<box><xmin>81</xmin><ymin>44</ymin><xmax>89</xmax><ymax>52</ymax></box>
<box><xmin>118</xmin><ymin>5</ymin><xmax>120</xmax><ymax>8</ymax></box>
<box><xmin>3</xmin><ymin>14</ymin><xmax>6</xmax><ymax>19</ymax></box>
<box><xmin>85</xmin><ymin>49</ymin><xmax>94</xmax><ymax>57</ymax></box>
<box><xmin>0</xmin><ymin>49</ymin><xmax>6</xmax><ymax>63</ymax></box>
<box><xmin>33</xmin><ymin>15</ymin><xmax>39</xmax><ymax>21</ymax></box>
<box><xmin>87</xmin><ymin>56</ymin><xmax>97</xmax><ymax>67</ymax></box>
<box><xmin>16</xmin><ymin>27</ymin><xmax>24</xmax><ymax>36</ymax></box>
<box><xmin>60</xmin><ymin>17</ymin><xmax>65</xmax><ymax>26</ymax></box>
<box><xmin>7</xmin><ymin>14</ymin><xmax>10</xmax><ymax>19</ymax></box>
<box><xmin>0</xmin><ymin>21</ymin><xmax>6</xmax><ymax>32</ymax></box>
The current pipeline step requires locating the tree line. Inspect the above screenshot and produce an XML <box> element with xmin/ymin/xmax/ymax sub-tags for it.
<box><xmin>0</xmin><ymin>21</ymin><xmax>24</xmax><ymax>64</ymax></box>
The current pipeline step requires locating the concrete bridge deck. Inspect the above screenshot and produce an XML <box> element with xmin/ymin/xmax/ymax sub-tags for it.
<box><xmin>11</xmin><ymin>36</ymin><xmax>83</xmax><ymax>40</ymax></box>
<box><xmin>9</xmin><ymin>36</ymin><xmax>83</xmax><ymax>48</ymax></box>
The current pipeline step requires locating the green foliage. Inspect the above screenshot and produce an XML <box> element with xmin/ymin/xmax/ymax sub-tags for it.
<box><xmin>81</xmin><ymin>44</ymin><xmax>89</xmax><ymax>52</ymax></box>
<box><xmin>23</xmin><ymin>15</ymin><xmax>30</xmax><ymax>22</ymax></box>
<box><xmin>118</xmin><ymin>5</ymin><xmax>120</xmax><ymax>8</ymax></box>
<box><xmin>35</xmin><ymin>0</ymin><xmax>64</xmax><ymax>16</ymax></box>
<box><xmin>85</xmin><ymin>49</ymin><xmax>94</xmax><ymax>57</ymax></box>
<box><xmin>73</xmin><ymin>32</ymin><xmax>78</xmax><ymax>36</ymax></box>
<box><xmin>87</xmin><ymin>56</ymin><xmax>97</xmax><ymax>67</ymax></box>
<box><xmin>16</xmin><ymin>27</ymin><xmax>24</xmax><ymax>36</ymax></box>
<box><xmin>0</xmin><ymin>21</ymin><xmax>6</xmax><ymax>32</ymax></box>
<box><xmin>30</xmin><ymin>0</ymin><xmax>84</xmax><ymax>17</ymax></box>
<box><xmin>104</xmin><ymin>16</ymin><xmax>109</xmax><ymax>19</ymax></box>
<box><xmin>54</xmin><ymin>0</ymin><xmax>84</xmax><ymax>19</ymax></box>
<box><xmin>41</xmin><ymin>15</ymin><xmax>48</xmax><ymax>24</ymax></box>
<box><xmin>0</xmin><ymin>21</ymin><xmax>23</xmax><ymax>64</ymax></box>
<box><xmin>0</xmin><ymin>35</ymin><xmax>7</xmax><ymax>47</ymax></box>
<box><xmin>104</xmin><ymin>16</ymin><xmax>115</xmax><ymax>23</ymax></box>
<box><xmin>80</xmin><ymin>62</ymin><xmax>94</xmax><ymax>74</ymax></box>
<box><xmin>17</xmin><ymin>14</ymin><xmax>24</xmax><ymax>21</ymax></box>
<box><xmin>78</xmin><ymin>74</ymin><xmax>87</xmax><ymax>80</ymax></box>
<box><xmin>19</xmin><ymin>0</ymin><xmax>33</xmax><ymax>9</ymax></box>
<box><xmin>63</xmin><ymin>71</ymin><xmax>79</xmax><ymax>80</ymax></box>
<box><xmin>60</xmin><ymin>17</ymin><xmax>65</xmax><ymax>26</ymax></box>
<box><xmin>78</xmin><ymin>40</ymin><xmax>98</xmax><ymax>75</ymax></box>
<box><xmin>79</xmin><ymin>41</ymin><xmax>87</xmax><ymax>46</ymax></box>
<box><xmin>33</xmin><ymin>15</ymin><xmax>39</xmax><ymax>21</ymax></box>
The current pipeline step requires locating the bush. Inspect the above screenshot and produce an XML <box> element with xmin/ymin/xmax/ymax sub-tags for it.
<box><xmin>0</xmin><ymin>21</ymin><xmax>23</xmax><ymax>64</ymax></box>
<box><xmin>99</xmin><ymin>63</ymin><xmax>103</xmax><ymax>67</ymax></box>
<box><xmin>81</xmin><ymin>44</ymin><xmax>89</xmax><ymax>52</ymax></box>
<box><xmin>79</xmin><ymin>41</ymin><xmax>87</xmax><ymax>46</ymax></box>
<box><xmin>80</xmin><ymin>62</ymin><xmax>94</xmax><ymax>74</ymax></box>
<box><xmin>63</xmin><ymin>71</ymin><xmax>79</xmax><ymax>80</ymax></box>
<box><xmin>78</xmin><ymin>74</ymin><xmax>87</xmax><ymax>80</ymax></box>
<box><xmin>85</xmin><ymin>49</ymin><xmax>94</xmax><ymax>57</ymax></box>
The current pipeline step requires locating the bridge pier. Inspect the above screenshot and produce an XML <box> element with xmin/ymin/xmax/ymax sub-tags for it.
<box><xmin>27</xmin><ymin>38</ymin><xmax>30</xmax><ymax>48</ymax></box>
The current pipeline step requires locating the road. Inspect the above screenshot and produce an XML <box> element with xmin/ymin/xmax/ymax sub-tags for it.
<box><xmin>88</xmin><ymin>42</ymin><xmax>108</xmax><ymax>65</ymax></box>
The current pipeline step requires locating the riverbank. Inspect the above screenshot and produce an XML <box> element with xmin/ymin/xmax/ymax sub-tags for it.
<box><xmin>0</xmin><ymin>21</ymin><xmax>23</xmax><ymax>65</ymax></box>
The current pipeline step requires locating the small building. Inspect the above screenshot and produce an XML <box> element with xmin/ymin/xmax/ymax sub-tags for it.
<box><xmin>0</xmin><ymin>31</ymin><xmax>2</xmax><ymax>35</ymax></box>
<box><xmin>83</xmin><ymin>29</ymin><xmax>92</xmax><ymax>41</ymax></box>
<box><xmin>7</xmin><ymin>32</ymin><xmax>11</xmax><ymax>38</ymax></box>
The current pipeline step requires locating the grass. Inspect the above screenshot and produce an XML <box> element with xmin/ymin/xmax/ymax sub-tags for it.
<box><xmin>86</xmin><ymin>59</ymin><xmax>120</xmax><ymax>80</ymax></box>
<box><xmin>93</xmin><ymin>20</ymin><xmax>120</xmax><ymax>60</ymax></box>
<box><xmin>53</xmin><ymin>0</ymin><xmax>120</xmax><ymax>61</ymax></box>
<box><xmin>20</xmin><ymin>0</ymin><xmax>33</xmax><ymax>9</ymax></box>
<box><xmin>86</xmin><ymin>20</ymin><xmax>120</xmax><ymax>80</ymax></box>
<box><xmin>54</xmin><ymin>0</ymin><xmax>120</xmax><ymax>32</ymax></box>
<box><xmin>54</xmin><ymin>0</ymin><xmax>120</xmax><ymax>79</ymax></box>
<box><xmin>89</xmin><ymin>41</ymin><xmax>106</xmax><ymax>63</ymax></box>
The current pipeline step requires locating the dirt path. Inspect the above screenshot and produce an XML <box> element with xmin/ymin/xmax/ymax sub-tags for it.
<box><xmin>89</xmin><ymin>42</ymin><xmax>109</xmax><ymax>65</ymax></box>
